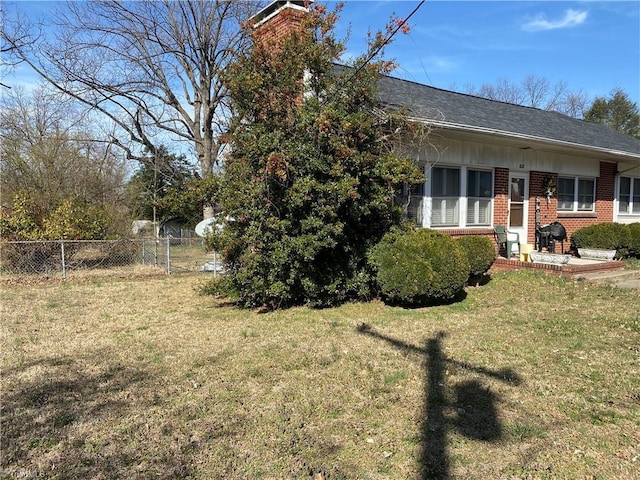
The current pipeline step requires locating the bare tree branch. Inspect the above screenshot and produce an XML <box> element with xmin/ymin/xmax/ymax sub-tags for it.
<box><xmin>1</xmin><ymin>85</ymin><xmax>128</xmax><ymax>214</ymax></box>
<box><xmin>466</xmin><ymin>74</ymin><xmax>590</xmax><ymax>118</ymax></box>
<box><xmin>1</xmin><ymin>0</ymin><xmax>260</xmax><ymax>175</ymax></box>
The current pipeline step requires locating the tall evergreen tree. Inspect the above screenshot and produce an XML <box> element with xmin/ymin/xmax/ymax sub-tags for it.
<box><xmin>583</xmin><ymin>88</ymin><xmax>640</xmax><ymax>139</ymax></box>
<box><xmin>126</xmin><ymin>146</ymin><xmax>219</xmax><ymax>229</ymax></box>
<box><xmin>215</xmin><ymin>4</ymin><xmax>423</xmax><ymax>308</ymax></box>
<box><xmin>126</xmin><ymin>146</ymin><xmax>195</xmax><ymax>222</ymax></box>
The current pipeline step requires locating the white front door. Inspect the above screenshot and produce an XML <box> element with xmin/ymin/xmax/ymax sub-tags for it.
<box><xmin>509</xmin><ymin>174</ymin><xmax>528</xmax><ymax>249</ymax></box>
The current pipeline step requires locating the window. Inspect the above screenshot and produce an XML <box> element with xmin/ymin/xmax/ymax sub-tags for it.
<box><xmin>558</xmin><ymin>177</ymin><xmax>595</xmax><ymax>212</ymax></box>
<box><xmin>557</xmin><ymin>177</ymin><xmax>575</xmax><ymax>210</ymax></box>
<box><xmin>467</xmin><ymin>169</ymin><xmax>493</xmax><ymax>225</ymax></box>
<box><xmin>430</xmin><ymin>166</ymin><xmax>493</xmax><ymax>227</ymax></box>
<box><xmin>577</xmin><ymin>179</ymin><xmax>595</xmax><ymax>211</ymax></box>
<box><xmin>509</xmin><ymin>177</ymin><xmax>525</xmax><ymax>228</ymax></box>
<box><xmin>431</xmin><ymin>167</ymin><xmax>460</xmax><ymax>226</ymax></box>
<box><xmin>619</xmin><ymin>177</ymin><xmax>640</xmax><ymax>214</ymax></box>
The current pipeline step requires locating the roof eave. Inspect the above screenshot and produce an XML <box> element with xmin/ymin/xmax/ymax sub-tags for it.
<box><xmin>410</xmin><ymin>117</ymin><xmax>640</xmax><ymax>163</ymax></box>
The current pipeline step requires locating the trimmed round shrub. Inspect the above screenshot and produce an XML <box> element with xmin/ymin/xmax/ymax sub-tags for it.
<box><xmin>369</xmin><ymin>228</ymin><xmax>470</xmax><ymax>305</ymax></box>
<box><xmin>571</xmin><ymin>222</ymin><xmax>632</xmax><ymax>259</ymax></box>
<box><xmin>456</xmin><ymin>235</ymin><xmax>497</xmax><ymax>285</ymax></box>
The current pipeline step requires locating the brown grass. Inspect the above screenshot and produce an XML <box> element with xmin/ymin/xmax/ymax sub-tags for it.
<box><xmin>1</xmin><ymin>270</ymin><xmax>638</xmax><ymax>479</ymax></box>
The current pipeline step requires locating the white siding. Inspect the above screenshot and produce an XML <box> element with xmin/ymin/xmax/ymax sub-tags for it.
<box><xmin>413</xmin><ymin>136</ymin><xmax>600</xmax><ymax>177</ymax></box>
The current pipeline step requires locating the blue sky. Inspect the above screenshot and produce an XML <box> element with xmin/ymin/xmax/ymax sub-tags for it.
<box><xmin>5</xmin><ymin>1</ymin><xmax>639</xmax><ymax>108</ymax></box>
<box><xmin>335</xmin><ymin>1</ymin><xmax>640</xmax><ymax>105</ymax></box>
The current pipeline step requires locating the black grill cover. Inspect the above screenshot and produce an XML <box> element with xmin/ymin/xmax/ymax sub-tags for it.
<box><xmin>538</xmin><ymin>222</ymin><xmax>567</xmax><ymax>241</ymax></box>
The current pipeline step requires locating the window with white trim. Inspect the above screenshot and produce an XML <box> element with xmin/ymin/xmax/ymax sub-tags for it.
<box><xmin>467</xmin><ymin>169</ymin><xmax>493</xmax><ymax>225</ymax></box>
<box><xmin>430</xmin><ymin>166</ymin><xmax>493</xmax><ymax>227</ymax></box>
<box><xmin>558</xmin><ymin>176</ymin><xmax>595</xmax><ymax>212</ymax></box>
<box><xmin>619</xmin><ymin>176</ymin><xmax>640</xmax><ymax>214</ymax></box>
<box><xmin>431</xmin><ymin>167</ymin><xmax>460</xmax><ymax>227</ymax></box>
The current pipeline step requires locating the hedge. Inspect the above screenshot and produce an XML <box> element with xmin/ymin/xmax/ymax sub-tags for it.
<box><xmin>570</xmin><ymin>222</ymin><xmax>633</xmax><ymax>259</ymax></box>
<box><xmin>457</xmin><ymin>235</ymin><xmax>497</xmax><ymax>285</ymax></box>
<box><xmin>369</xmin><ymin>228</ymin><xmax>470</xmax><ymax>306</ymax></box>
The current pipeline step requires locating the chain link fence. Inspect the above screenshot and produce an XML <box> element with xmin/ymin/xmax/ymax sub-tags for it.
<box><xmin>0</xmin><ymin>238</ymin><xmax>218</xmax><ymax>279</ymax></box>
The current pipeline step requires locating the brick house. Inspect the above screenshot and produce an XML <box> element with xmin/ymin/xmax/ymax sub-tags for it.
<box><xmin>251</xmin><ymin>1</ymin><xmax>640</xmax><ymax>252</ymax></box>
<box><xmin>376</xmin><ymin>75</ymin><xmax>640</xmax><ymax>249</ymax></box>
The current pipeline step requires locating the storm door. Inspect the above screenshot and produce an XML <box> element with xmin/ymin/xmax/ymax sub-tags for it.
<box><xmin>508</xmin><ymin>174</ymin><xmax>528</xmax><ymax>243</ymax></box>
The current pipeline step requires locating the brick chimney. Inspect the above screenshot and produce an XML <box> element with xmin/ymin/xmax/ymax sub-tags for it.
<box><xmin>249</xmin><ymin>0</ymin><xmax>312</xmax><ymax>48</ymax></box>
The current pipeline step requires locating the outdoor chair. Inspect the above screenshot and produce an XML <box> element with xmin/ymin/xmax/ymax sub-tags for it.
<box><xmin>494</xmin><ymin>225</ymin><xmax>520</xmax><ymax>258</ymax></box>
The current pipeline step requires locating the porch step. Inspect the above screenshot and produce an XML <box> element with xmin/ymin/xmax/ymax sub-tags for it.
<box><xmin>575</xmin><ymin>268</ymin><xmax>640</xmax><ymax>284</ymax></box>
<box><xmin>491</xmin><ymin>257</ymin><xmax>627</xmax><ymax>278</ymax></box>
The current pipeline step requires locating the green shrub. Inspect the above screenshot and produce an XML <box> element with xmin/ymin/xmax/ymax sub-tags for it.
<box><xmin>571</xmin><ymin>223</ymin><xmax>615</xmax><ymax>250</ymax></box>
<box><xmin>0</xmin><ymin>192</ymin><xmax>116</xmax><ymax>241</ymax></box>
<box><xmin>369</xmin><ymin>228</ymin><xmax>470</xmax><ymax>306</ymax></box>
<box><xmin>610</xmin><ymin>223</ymin><xmax>633</xmax><ymax>258</ymax></box>
<box><xmin>457</xmin><ymin>235</ymin><xmax>496</xmax><ymax>285</ymax></box>
<box><xmin>570</xmin><ymin>222</ymin><xmax>633</xmax><ymax>259</ymax></box>
<box><xmin>628</xmin><ymin>223</ymin><xmax>640</xmax><ymax>258</ymax></box>
<box><xmin>196</xmin><ymin>275</ymin><xmax>237</xmax><ymax>299</ymax></box>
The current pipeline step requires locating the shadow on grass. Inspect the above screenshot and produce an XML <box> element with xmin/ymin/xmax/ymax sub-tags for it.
<box><xmin>382</xmin><ymin>289</ymin><xmax>469</xmax><ymax>309</ymax></box>
<box><xmin>0</xmin><ymin>352</ymin><xmax>193</xmax><ymax>479</ymax></box>
<box><xmin>357</xmin><ymin>325</ymin><xmax>522</xmax><ymax>479</ymax></box>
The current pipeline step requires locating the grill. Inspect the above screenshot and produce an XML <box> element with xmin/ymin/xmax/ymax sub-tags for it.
<box><xmin>536</xmin><ymin>222</ymin><xmax>567</xmax><ymax>253</ymax></box>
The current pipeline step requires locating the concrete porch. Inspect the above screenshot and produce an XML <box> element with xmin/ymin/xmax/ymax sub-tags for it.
<box><xmin>490</xmin><ymin>255</ymin><xmax>627</xmax><ymax>279</ymax></box>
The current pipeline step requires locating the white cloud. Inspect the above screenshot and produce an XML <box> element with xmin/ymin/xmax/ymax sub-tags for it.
<box><xmin>522</xmin><ymin>9</ymin><xmax>588</xmax><ymax>32</ymax></box>
<box><xmin>426</xmin><ymin>56</ymin><xmax>458</xmax><ymax>73</ymax></box>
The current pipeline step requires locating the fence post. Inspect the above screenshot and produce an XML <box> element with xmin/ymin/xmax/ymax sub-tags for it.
<box><xmin>60</xmin><ymin>240</ymin><xmax>67</xmax><ymax>279</ymax></box>
<box><xmin>166</xmin><ymin>236</ymin><xmax>171</xmax><ymax>275</ymax></box>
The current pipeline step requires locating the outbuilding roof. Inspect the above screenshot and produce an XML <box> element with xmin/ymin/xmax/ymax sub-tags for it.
<box><xmin>375</xmin><ymin>74</ymin><xmax>640</xmax><ymax>159</ymax></box>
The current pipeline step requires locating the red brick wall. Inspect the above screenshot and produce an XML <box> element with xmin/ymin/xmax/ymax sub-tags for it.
<box><xmin>555</xmin><ymin>161</ymin><xmax>616</xmax><ymax>244</ymax></box>
<box><xmin>251</xmin><ymin>5</ymin><xmax>309</xmax><ymax>107</ymax></box>
<box><xmin>494</xmin><ymin>167</ymin><xmax>509</xmax><ymax>227</ymax></box>
<box><xmin>529</xmin><ymin>171</ymin><xmax>557</xmax><ymax>244</ymax></box>
<box><xmin>440</xmin><ymin>228</ymin><xmax>495</xmax><ymax>239</ymax></box>
<box><xmin>252</xmin><ymin>6</ymin><xmax>307</xmax><ymax>50</ymax></box>
<box><xmin>438</xmin><ymin>161</ymin><xmax>618</xmax><ymax>254</ymax></box>
<box><xmin>596</xmin><ymin>161</ymin><xmax>616</xmax><ymax>222</ymax></box>
<box><xmin>527</xmin><ymin>162</ymin><xmax>617</xmax><ymax>249</ymax></box>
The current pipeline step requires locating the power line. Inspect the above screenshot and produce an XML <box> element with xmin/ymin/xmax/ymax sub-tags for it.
<box><xmin>332</xmin><ymin>0</ymin><xmax>426</xmax><ymax>96</ymax></box>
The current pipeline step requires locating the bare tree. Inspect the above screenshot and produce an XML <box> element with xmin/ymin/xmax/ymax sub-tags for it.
<box><xmin>2</xmin><ymin>1</ymin><xmax>260</xmax><ymax>214</ymax></box>
<box><xmin>466</xmin><ymin>75</ymin><xmax>589</xmax><ymax>118</ymax></box>
<box><xmin>478</xmin><ymin>77</ymin><xmax>527</xmax><ymax>106</ymax></box>
<box><xmin>0</xmin><ymin>4</ymin><xmax>39</xmax><ymax>88</ymax></box>
<box><xmin>522</xmin><ymin>75</ymin><xmax>550</xmax><ymax>109</ymax></box>
<box><xmin>1</xmin><ymin>85</ymin><xmax>129</xmax><ymax>234</ymax></box>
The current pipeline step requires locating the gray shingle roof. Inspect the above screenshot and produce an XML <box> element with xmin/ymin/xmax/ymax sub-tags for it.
<box><xmin>376</xmin><ymin>74</ymin><xmax>640</xmax><ymax>158</ymax></box>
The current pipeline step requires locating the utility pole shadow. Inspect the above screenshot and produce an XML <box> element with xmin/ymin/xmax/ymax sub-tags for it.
<box><xmin>357</xmin><ymin>324</ymin><xmax>522</xmax><ymax>479</ymax></box>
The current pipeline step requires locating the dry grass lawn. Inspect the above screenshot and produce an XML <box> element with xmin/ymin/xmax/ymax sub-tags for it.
<box><xmin>1</xmin><ymin>270</ymin><xmax>639</xmax><ymax>479</ymax></box>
